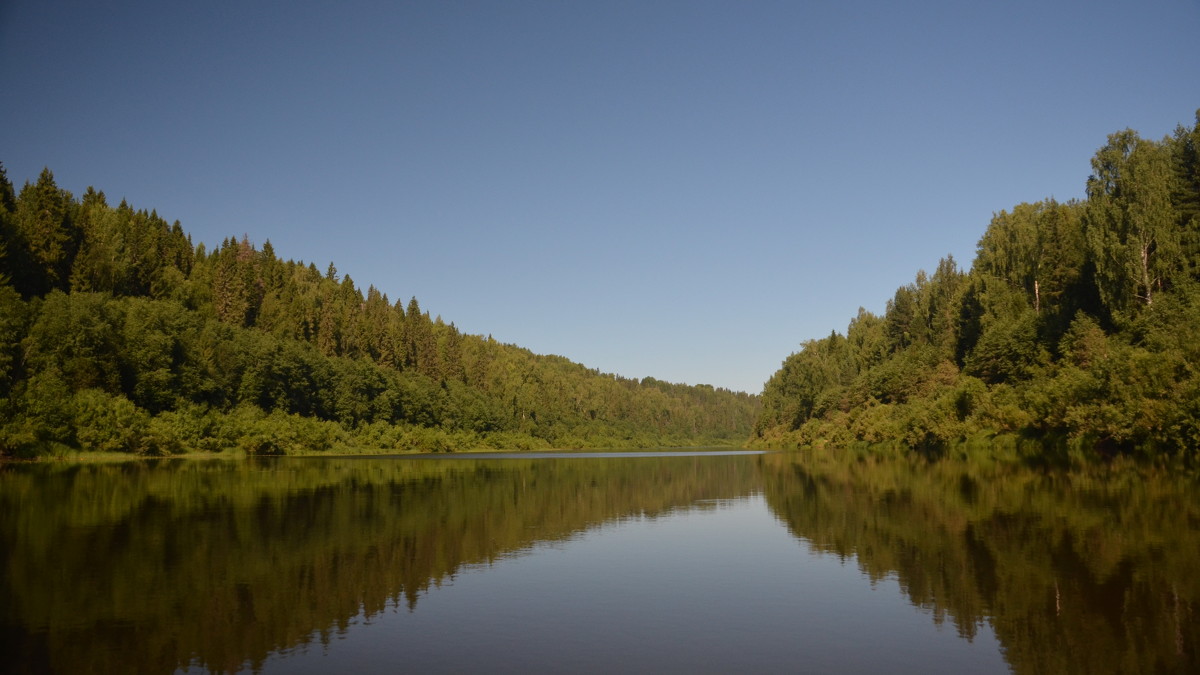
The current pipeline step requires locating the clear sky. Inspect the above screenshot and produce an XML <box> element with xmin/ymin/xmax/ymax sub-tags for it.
<box><xmin>2</xmin><ymin>0</ymin><xmax>1197</xmax><ymax>393</ymax></box>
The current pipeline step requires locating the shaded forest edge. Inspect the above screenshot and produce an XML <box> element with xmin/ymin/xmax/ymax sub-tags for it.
<box><xmin>0</xmin><ymin>168</ymin><xmax>759</xmax><ymax>458</ymax></box>
<box><xmin>752</xmin><ymin>110</ymin><xmax>1200</xmax><ymax>464</ymax></box>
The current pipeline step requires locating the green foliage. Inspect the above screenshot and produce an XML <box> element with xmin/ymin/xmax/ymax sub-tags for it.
<box><xmin>0</xmin><ymin>285</ymin><xmax>27</xmax><ymax>396</ymax></box>
<box><xmin>233</xmin><ymin>409</ymin><xmax>347</xmax><ymax>455</ymax></box>
<box><xmin>754</xmin><ymin>111</ymin><xmax>1200</xmax><ymax>460</ymax></box>
<box><xmin>68</xmin><ymin>195</ymin><xmax>193</xmax><ymax>298</ymax></box>
<box><xmin>0</xmin><ymin>163</ymin><xmax>17</xmax><ymax>288</ymax></box>
<box><xmin>963</xmin><ymin>309</ymin><xmax>1046</xmax><ymax>384</ymax></box>
<box><xmin>2</xmin><ymin>371</ymin><xmax>75</xmax><ymax>457</ymax></box>
<box><xmin>858</xmin><ymin>343</ymin><xmax>946</xmax><ymax>404</ymax></box>
<box><xmin>1085</xmin><ymin>129</ymin><xmax>1183</xmax><ymax>319</ymax></box>
<box><xmin>23</xmin><ymin>290</ymin><xmax>125</xmax><ymax>392</ymax></box>
<box><xmin>72</xmin><ymin>389</ymin><xmax>154</xmax><ymax>454</ymax></box>
<box><xmin>758</xmin><ymin>332</ymin><xmax>857</xmax><ymax>433</ymax></box>
<box><xmin>12</xmin><ymin>168</ymin><xmax>76</xmax><ymax>296</ymax></box>
<box><xmin>0</xmin><ymin>166</ymin><xmax>760</xmax><ymax>457</ymax></box>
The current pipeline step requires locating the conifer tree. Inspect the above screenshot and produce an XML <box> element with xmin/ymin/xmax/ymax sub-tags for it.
<box><xmin>1169</xmin><ymin>111</ymin><xmax>1200</xmax><ymax>277</ymax></box>
<box><xmin>14</xmin><ymin>168</ymin><xmax>76</xmax><ymax>296</ymax></box>
<box><xmin>0</xmin><ymin>163</ymin><xmax>15</xmax><ymax>288</ymax></box>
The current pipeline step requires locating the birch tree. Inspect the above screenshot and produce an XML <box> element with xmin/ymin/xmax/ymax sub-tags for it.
<box><xmin>1084</xmin><ymin>130</ymin><xmax>1180</xmax><ymax>317</ymax></box>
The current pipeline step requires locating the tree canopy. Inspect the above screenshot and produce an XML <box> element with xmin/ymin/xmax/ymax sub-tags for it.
<box><xmin>0</xmin><ymin>165</ymin><xmax>759</xmax><ymax>457</ymax></box>
<box><xmin>753</xmin><ymin>111</ymin><xmax>1200</xmax><ymax>462</ymax></box>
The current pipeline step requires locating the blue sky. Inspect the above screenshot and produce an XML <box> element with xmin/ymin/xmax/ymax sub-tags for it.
<box><xmin>2</xmin><ymin>0</ymin><xmax>1198</xmax><ymax>393</ymax></box>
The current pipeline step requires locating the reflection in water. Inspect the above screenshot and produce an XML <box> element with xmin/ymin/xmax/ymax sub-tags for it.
<box><xmin>0</xmin><ymin>451</ymin><xmax>1195</xmax><ymax>674</ymax></box>
<box><xmin>760</xmin><ymin>451</ymin><xmax>1199</xmax><ymax>674</ymax></box>
<box><xmin>0</xmin><ymin>455</ymin><xmax>758</xmax><ymax>674</ymax></box>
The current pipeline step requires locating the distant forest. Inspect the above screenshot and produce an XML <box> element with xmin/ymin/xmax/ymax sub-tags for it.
<box><xmin>0</xmin><ymin>168</ymin><xmax>759</xmax><ymax>457</ymax></box>
<box><xmin>753</xmin><ymin>111</ymin><xmax>1200</xmax><ymax>462</ymax></box>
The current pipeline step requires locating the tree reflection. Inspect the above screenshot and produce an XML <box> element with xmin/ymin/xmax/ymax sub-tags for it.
<box><xmin>3</xmin><ymin>451</ymin><xmax>1195</xmax><ymax>675</ymax></box>
<box><xmin>0</xmin><ymin>455</ymin><xmax>757</xmax><ymax>674</ymax></box>
<box><xmin>759</xmin><ymin>451</ymin><xmax>1199</xmax><ymax>674</ymax></box>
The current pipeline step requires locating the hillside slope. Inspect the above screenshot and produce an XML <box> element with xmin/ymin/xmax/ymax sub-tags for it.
<box><xmin>0</xmin><ymin>169</ymin><xmax>759</xmax><ymax>457</ymax></box>
<box><xmin>753</xmin><ymin>111</ymin><xmax>1200</xmax><ymax>461</ymax></box>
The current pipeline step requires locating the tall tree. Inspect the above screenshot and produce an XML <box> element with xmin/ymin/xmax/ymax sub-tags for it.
<box><xmin>14</xmin><ymin>168</ymin><xmax>77</xmax><ymax>296</ymax></box>
<box><xmin>1084</xmin><ymin>130</ymin><xmax>1180</xmax><ymax>318</ymax></box>
<box><xmin>68</xmin><ymin>187</ymin><xmax>118</xmax><ymax>293</ymax></box>
<box><xmin>1169</xmin><ymin>111</ymin><xmax>1200</xmax><ymax>277</ymax></box>
<box><xmin>211</xmin><ymin>236</ymin><xmax>264</xmax><ymax>327</ymax></box>
<box><xmin>924</xmin><ymin>255</ymin><xmax>966</xmax><ymax>359</ymax></box>
<box><xmin>973</xmin><ymin>200</ymin><xmax>1091</xmax><ymax>337</ymax></box>
<box><xmin>0</xmin><ymin>163</ymin><xmax>16</xmax><ymax>288</ymax></box>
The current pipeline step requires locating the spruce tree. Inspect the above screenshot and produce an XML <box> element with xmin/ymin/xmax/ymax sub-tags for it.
<box><xmin>14</xmin><ymin>168</ymin><xmax>76</xmax><ymax>296</ymax></box>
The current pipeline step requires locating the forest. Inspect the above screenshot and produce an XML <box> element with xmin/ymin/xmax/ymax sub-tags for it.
<box><xmin>0</xmin><ymin>168</ymin><xmax>759</xmax><ymax>457</ymax></box>
<box><xmin>753</xmin><ymin>111</ymin><xmax>1200</xmax><ymax>463</ymax></box>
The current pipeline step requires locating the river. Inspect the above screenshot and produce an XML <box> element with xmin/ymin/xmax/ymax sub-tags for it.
<box><xmin>1</xmin><ymin>450</ymin><xmax>1195</xmax><ymax>673</ymax></box>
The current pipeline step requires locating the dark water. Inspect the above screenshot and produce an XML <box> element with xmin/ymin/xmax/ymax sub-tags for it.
<box><xmin>0</xmin><ymin>450</ymin><xmax>1196</xmax><ymax>674</ymax></box>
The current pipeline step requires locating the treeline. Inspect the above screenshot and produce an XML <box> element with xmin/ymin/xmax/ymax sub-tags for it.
<box><xmin>0</xmin><ymin>169</ymin><xmax>759</xmax><ymax>457</ymax></box>
<box><xmin>753</xmin><ymin>111</ymin><xmax>1200</xmax><ymax>461</ymax></box>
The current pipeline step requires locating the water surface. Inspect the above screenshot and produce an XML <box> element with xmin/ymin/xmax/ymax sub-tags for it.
<box><xmin>0</xmin><ymin>450</ymin><xmax>1195</xmax><ymax>673</ymax></box>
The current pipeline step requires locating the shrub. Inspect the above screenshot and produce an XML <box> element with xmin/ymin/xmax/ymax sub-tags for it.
<box><xmin>72</xmin><ymin>389</ymin><xmax>151</xmax><ymax>454</ymax></box>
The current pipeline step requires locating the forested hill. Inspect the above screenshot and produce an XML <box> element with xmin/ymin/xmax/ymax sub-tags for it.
<box><xmin>753</xmin><ymin>111</ymin><xmax>1200</xmax><ymax>461</ymax></box>
<box><xmin>0</xmin><ymin>168</ymin><xmax>759</xmax><ymax>457</ymax></box>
